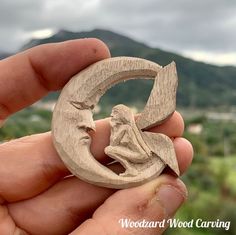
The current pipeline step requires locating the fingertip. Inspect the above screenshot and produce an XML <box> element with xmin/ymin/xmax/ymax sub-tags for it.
<box><xmin>174</xmin><ymin>137</ymin><xmax>194</xmax><ymax>175</ymax></box>
<box><xmin>174</xmin><ymin>111</ymin><xmax>185</xmax><ymax>135</ymax></box>
<box><xmin>150</xmin><ymin>111</ymin><xmax>185</xmax><ymax>137</ymax></box>
<box><xmin>85</xmin><ymin>38</ymin><xmax>111</xmax><ymax>59</ymax></box>
<box><xmin>0</xmin><ymin>38</ymin><xmax>111</xmax><ymax>118</ymax></box>
<box><xmin>84</xmin><ymin>175</ymin><xmax>187</xmax><ymax>235</ymax></box>
<box><xmin>131</xmin><ymin>175</ymin><xmax>188</xmax><ymax>219</ymax></box>
<box><xmin>138</xmin><ymin>174</ymin><xmax>188</xmax><ymax>199</ymax></box>
<box><xmin>26</xmin><ymin>38</ymin><xmax>111</xmax><ymax>91</ymax></box>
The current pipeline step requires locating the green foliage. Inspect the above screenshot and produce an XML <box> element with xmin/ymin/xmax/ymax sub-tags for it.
<box><xmin>0</xmin><ymin>108</ymin><xmax>52</xmax><ymax>141</ymax></box>
<box><xmin>166</xmin><ymin>156</ymin><xmax>236</xmax><ymax>235</ymax></box>
<box><xmin>93</xmin><ymin>79</ymin><xmax>154</xmax><ymax>119</ymax></box>
<box><xmin>185</xmin><ymin>118</ymin><xmax>236</xmax><ymax>157</ymax></box>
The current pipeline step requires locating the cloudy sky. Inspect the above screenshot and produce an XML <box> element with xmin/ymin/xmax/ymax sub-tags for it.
<box><xmin>0</xmin><ymin>0</ymin><xmax>236</xmax><ymax>66</ymax></box>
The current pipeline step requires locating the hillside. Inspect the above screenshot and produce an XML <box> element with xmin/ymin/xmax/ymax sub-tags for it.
<box><xmin>0</xmin><ymin>51</ymin><xmax>12</xmax><ymax>60</ymax></box>
<box><xmin>18</xmin><ymin>29</ymin><xmax>236</xmax><ymax>108</ymax></box>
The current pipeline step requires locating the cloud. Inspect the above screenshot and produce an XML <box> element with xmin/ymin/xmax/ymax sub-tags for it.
<box><xmin>97</xmin><ymin>0</ymin><xmax>236</xmax><ymax>53</ymax></box>
<box><xmin>183</xmin><ymin>51</ymin><xmax>236</xmax><ymax>66</ymax></box>
<box><xmin>0</xmin><ymin>0</ymin><xmax>235</xmax><ymax>65</ymax></box>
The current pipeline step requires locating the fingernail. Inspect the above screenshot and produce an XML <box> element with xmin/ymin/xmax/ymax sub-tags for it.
<box><xmin>156</xmin><ymin>184</ymin><xmax>187</xmax><ymax>216</ymax></box>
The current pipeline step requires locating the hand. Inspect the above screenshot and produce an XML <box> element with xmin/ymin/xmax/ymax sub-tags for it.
<box><xmin>0</xmin><ymin>39</ymin><xmax>193</xmax><ymax>235</ymax></box>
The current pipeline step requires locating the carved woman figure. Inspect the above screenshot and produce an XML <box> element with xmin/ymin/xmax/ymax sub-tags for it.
<box><xmin>105</xmin><ymin>104</ymin><xmax>151</xmax><ymax>176</ymax></box>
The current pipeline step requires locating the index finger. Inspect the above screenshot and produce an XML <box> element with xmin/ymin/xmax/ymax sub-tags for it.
<box><xmin>0</xmin><ymin>38</ymin><xmax>110</xmax><ymax>120</ymax></box>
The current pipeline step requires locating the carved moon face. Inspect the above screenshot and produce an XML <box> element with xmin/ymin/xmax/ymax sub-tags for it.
<box><xmin>52</xmin><ymin>57</ymin><xmax>179</xmax><ymax>189</ymax></box>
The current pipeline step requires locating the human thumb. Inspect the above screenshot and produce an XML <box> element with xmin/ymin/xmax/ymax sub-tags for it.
<box><xmin>70</xmin><ymin>174</ymin><xmax>187</xmax><ymax>235</ymax></box>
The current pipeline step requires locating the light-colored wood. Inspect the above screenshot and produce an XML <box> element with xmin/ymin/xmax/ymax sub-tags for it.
<box><xmin>136</xmin><ymin>62</ymin><xmax>178</xmax><ymax>130</ymax></box>
<box><xmin>52</xmin><ymin>57</ymin><xmax>179</xmax><ymax>189</ymax></box>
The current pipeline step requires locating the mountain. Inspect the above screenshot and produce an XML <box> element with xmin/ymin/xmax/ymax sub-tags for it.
<box><xmin>0</xmin><ymin>52</ymin><xmax>12</xmax><ymax>60</ymax></box>
<box><xmin>20</xmin><ymin>29</ymin><xmax>236</xmax><ymax>109</ymax></box>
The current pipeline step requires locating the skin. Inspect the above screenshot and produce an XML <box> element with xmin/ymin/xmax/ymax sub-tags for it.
<box><xmin>0</xmin><ymin>39</ymin><xmax>193</xmax><ymax>235</ymax></box>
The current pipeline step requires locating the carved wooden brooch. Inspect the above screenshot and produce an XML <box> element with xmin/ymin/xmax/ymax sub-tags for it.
<box><xmin>52</xmin><ymin>57</ymin><xmax>179</xmax><ymax>189</ymax></box>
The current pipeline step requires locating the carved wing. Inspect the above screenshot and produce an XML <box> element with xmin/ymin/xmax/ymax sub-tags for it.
<box><xmin>136</xmin><ymin>62</ymin><xmax>178</xmax><ymax>130</ymax></box>
<box><xmin>136</xmin><ymin>62</ymin><xmax>179</xmax><ymax>175</ymax></box>
<box><xmin>141</xmin><ymin>132</ymin><xmax>180</xmax><ymax>176</ymax></box>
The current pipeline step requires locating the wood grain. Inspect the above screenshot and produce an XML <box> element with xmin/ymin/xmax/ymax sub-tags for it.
<box><xmin>52</xmin><ymin>57</ymin><xmax>179</xmax><ymax>189</ymax></box>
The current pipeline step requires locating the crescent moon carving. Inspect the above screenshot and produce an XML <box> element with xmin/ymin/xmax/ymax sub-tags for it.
<box><xmin>52</xmin><ymin>57</ymin><xmax>179</xmax><ymax>189</ymax></box>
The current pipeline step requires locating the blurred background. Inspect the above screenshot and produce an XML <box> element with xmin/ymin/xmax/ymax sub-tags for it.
<box><xmin>0</xmin><ymin>1</ymin><xmax>236</xmax><ymax>234</ymax></box>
